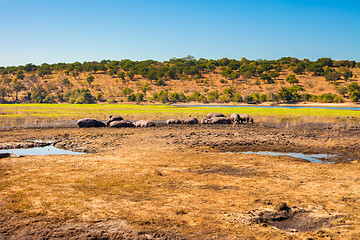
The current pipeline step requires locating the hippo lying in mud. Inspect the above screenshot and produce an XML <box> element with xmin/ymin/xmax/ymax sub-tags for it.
<box><xmin>239</xmin><ymin>114</ymin><xmax>254</xmax><ymax>123</ymax></box>
<box><xmin>229</xmin><ymin>113</ymin><xmax>254</xmax><ymax>123</ymax></box>
<box><xmin>106</xmin><ymin>115</ymin><xmax>124</xmax><ymax>126</ymax></box>
<box><xmin>134</xmin><ymin>120</ymin><xmax>156</xmax><ymax>127</ymax></box>
<box><xmin>166</xmin><ymin>119</ymin><xmax>183</xmax><ymax>124</ymax></box>
<box><xmin>77</xmin><ymin>118</ymin><xmax>106</xmax><ymax>128</ymax></box>
<box><xmin>202</xmin><ymin>117</ymin><xmax>232</xmax><ymax>124</ymax></box>
<box><xmin>206</xmin><ymin>113</ymin><xmax>226</xmax><ymax>118</ymax></box>
<box><xmin>184</xmin><ymin>117</ymin><xmax>199</xmax><ymax>124</ymax></box>
<box><xmin>109</xmin><ymin>120</ymin><xmax>135</xmax><ymax>128</ymax></box>
<box><xmin>229</xmin><ymin>113</ymin><xmax>241</xmax><ymax>123</ymax></box>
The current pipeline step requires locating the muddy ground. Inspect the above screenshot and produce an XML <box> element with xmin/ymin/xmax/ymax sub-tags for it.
<box><xmin>0</xmin><ymin>122</ymin><xmax>360</xmax><ymax>239</ymax></box>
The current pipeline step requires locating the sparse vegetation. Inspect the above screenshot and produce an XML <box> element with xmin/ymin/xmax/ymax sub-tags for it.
<box><xmin>0</xmin><ymin>57</ymin><xmax>359</xmax><ymax>104</ymax></box>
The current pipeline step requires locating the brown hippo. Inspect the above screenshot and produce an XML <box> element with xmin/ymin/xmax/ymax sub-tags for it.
<box><xmin>166</xmin><ymin>119</ymin><xmax>183</xmax><ymax>124</ymax></box>
<box><xmin>229</xmin><ymin>113</ymin><xmax>241</xmax><ymax>123</ymax></box>
<box><xmin>183</xmin><ymin>117</ymin><xmax>199</xmax><ymax>124</ymax></box>
<box><xmin>206</xmin><ymin>113</ymin><xmax>226</xmax><ymax>118</ymax></box>
<box><xmin>109</xmin><ymin>120</ymin><xmax>135</xmax><ymax>128</ymax></box>
<box><xmin>134</xmin><ymin>120</ymin><xmax>156</xmax><ymax>127</ymax></box>
<box><xmin>106</xmin><ymin>115</ymin><xmax>124</xmax><ymax>126</ymax></box>
<box><xmin>200</xmin><ymin>118</ymin><xmax>209</xmax><ymax>124</ymax></box>
<box><xmin>77</xmin><ymin>118</ymin><xmax>106</xmax><ymax>128</ymax></box>
<box><xmin>239</xmin><ymin>114</ymin><xmax>254</xmax><ymax>123</ymax></box>
<box><xmin>206</xmin><ymin>117</ymin><xmax>232</xmax><ymax>124</ymax></box>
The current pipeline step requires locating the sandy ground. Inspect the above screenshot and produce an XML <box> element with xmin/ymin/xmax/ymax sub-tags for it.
<box><xmin>0</xmin><ymin>122</ymin><xmax>360</xmax><ymax>239</ymax></box>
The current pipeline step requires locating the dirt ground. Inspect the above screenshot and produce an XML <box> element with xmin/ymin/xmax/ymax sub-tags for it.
<box><xmin>0</xmin><ymin>122</ymin><xmax>360</xmax><ymax>239</ymax></box>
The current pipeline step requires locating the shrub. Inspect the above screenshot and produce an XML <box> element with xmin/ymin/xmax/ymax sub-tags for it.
<box><xmin>43</xmin><ymin>94</ymin><xmax>55</xmax><ymax>103</ymax></box>
<box><xmin>259</xmin><ymin>94</ymin><xmax>267</xmax><ymax>102</ymax></box>
<box><xmin>233</xmin><ymin>93</ymin><xmax>243</xmax><ymax>102</ymax></box>
<box><xmin>127</xmin><ymin>94</ymin><xmax>136</xmax><ymax>102</ymax></box>
<box><xmin>286</xmin><ymin>74</ymin><xmax>299</xmax><ymax>84</ymax></box>
<box><xmin>156</xmin><ymin>79</ymin><xmax>164</xmax><ymax>86</ymax></box>
<box><xmin>207</xmin><ymin>91</ymin><xmax>219</xmax><ymax>102</ymax></box>
<box><xmin>30</xmin><ymin>86</ymin><xmax>47</xmax><ymax>103</ymax></box>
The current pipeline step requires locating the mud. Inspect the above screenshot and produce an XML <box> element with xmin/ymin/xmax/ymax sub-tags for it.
<box><xmin>0</xmin><ymin>214</ymin><xmax>187</xmax><ymax>240</ymax></box>
<box><xmin>1</xmin><ymin>121</ymin><xmax>360</xmax><ymax>239</ymax></box>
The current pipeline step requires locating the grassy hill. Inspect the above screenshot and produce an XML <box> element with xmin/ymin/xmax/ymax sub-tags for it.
<box><xmin>1</xmin><ymin>57</ymin><xmax>360</xmax><ymax>104</ymax></box>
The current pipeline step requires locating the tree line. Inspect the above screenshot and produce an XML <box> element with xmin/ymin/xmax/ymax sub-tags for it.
<box><xmin>0</xmin><ymin>56</ymin><xmax>359</xmax><ymax>104</ymax></box>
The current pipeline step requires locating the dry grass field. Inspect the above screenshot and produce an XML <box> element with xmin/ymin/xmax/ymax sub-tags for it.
<box><xmin>1</xmin><ymin>122</ymin><xmax>360</xmax><ymax>239</ymax></box>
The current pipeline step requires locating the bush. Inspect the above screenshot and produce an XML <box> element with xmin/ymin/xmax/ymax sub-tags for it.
<box><xmin>233</xmin><ymin>93</ymin><xmax>243</xmax><ymax>102</ymax></box>
<box><xmin>127</xmin><ymin>94</ymin><xmax>136</xmax><ymax>102</ymax></box>
<box><xmin>244</xmin><ymin>95</ymin><xmax>254</xmax><ymax>104</ymax></box>
<box><xmin>350</xmin><ymin>90</ymin><xmax>360</xmax><ymax>102</ymax></box>
<box><xmin>43</xmin><ymin>94</ymin><xmax>55</xmax><ymax>103</ymax></box>
<box><xmin>30</xmin><ymin>86</ymin><xmax>47</xmax><ymax>103</ymax></box>
<box><xmin>259</xmin><ymin>94</ymin><xmax>267</xmax><ymax>102</ymax></box>
<box><xmin>156</xmin><ymin>79</ymin><xmax>164</xmax><ymax>86</ymax></box>
<box><xmin>286</xmin><ymin>74</ymin><xmax>299</xmax><ymax>84</ymax></box>
<box><xmin>207</xmin><ymin>91</ymin><xmax>219</xmax><ymax>102</ymax></box>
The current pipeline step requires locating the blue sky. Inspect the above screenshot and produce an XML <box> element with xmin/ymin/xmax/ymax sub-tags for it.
<box><xmin>1</xmin><ymin>0</ymin><xmax>359</xmax><ymax>66</ymax></box>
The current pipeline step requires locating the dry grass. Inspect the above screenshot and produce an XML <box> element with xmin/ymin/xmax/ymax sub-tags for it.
<box><xmin>1</xmin><ymin>126</ymin><xmax>360</xmax><ymax>239</ymax></box>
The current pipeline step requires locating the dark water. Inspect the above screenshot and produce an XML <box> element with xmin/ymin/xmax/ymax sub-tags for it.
<box><xmin>0</xmin><ymin>146</ymin><xmax>86</xmax><ymax>156</ymax></box>
<box><xmin>239</xmin><ymin>151</ymin><xmax>336</xmax><ymax>164</ymax></box>
<box><xmin>173</xmin><ymin>104</ymin><xmax>360</xmax><ymax>111</ymax></box>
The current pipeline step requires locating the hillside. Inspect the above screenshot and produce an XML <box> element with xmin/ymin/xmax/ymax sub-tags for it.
<box><xmin>1</xmin><ymin>57</ymin><xmax>360</xmax><ymax>104</ymax></box>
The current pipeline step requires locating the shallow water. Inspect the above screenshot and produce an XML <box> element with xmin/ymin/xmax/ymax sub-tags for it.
<box><xmin>0</xmin><ymin>145</ymin><xmax>86</xmax><ymax>156</ymax></box>
<box><xmin>239</xmin><ymin>151</ymin><xmax>336</xmax><ymax>164</ymax></box>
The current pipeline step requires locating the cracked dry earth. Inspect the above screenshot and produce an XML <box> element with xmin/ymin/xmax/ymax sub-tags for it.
<box><xmin>0</xmin><ymin>122</ymin><xmax>360</xmax><ymax>239</ymax></box>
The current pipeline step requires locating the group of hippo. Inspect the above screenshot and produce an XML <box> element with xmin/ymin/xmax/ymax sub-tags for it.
<box><xmin>77</xmin><ymin>113</ymin><xmax>254</xmax><ymax>128</ymax></box>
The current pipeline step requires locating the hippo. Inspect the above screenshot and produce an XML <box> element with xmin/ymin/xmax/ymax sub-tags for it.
<box><xmin>239</xmin><ymin>114</ymin><xmax>254</xmax><ymax>123</ymax></box>
<box><xmin>109</xmin><ymin>120</ymin><xmax>135</xmax><ymax>128</ymax></box>
<box><xmin>183</xmin><ymin>117</ymin><xmax>199</xmax><ymax>124</ymax></box>
<box><xmin>229</xmin><ymin>113</ymin><xmax>241</xmax><ymax>123</ymax></box>
<box><xmin>77</xmin><ymin>118</ymin><xmax>106</xmax><ymax>128</ymax></box>
<box><xmin>134</xmin><ymin>120</ymin><xmax>156</xmax><ymax>127</ymax></box>
<box><xmin>206</xmin><ymin>117</ymin><xmax>232</xmax><ymax>124</ymax></box>
<box><xmin>106</xmin><ymin>115</ymin><xmax>124</xmax><ymax>126</ymax></box>
<box><xmin>200</xmin><ymin>118</ymin><xmax>209</xmax><ymax>124</ymax></box>
<box><xmin>206</xmin><ymin>113</ymin><xmax>226</xmax><ymax>118</ymax></box>
<box><xmin>166</xmin><ymin>119</ymin><xmax>183</xmax><ymax>124</ymax></box>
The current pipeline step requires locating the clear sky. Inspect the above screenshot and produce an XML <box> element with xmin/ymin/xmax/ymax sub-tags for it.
<box><xmin>1</xmin><ymin>0</ymin><xmax>359</xmax><ymax>66</ymax></box>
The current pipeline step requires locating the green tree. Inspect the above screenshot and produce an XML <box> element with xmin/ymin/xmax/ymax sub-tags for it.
<box><xmin>207</xmin><ymin>91</ymin><xmax>219</xmax><ymax>102</ymax></box>
<box><xmin>277</xmin><ymin>87</ymin><xmax>293</xmax><ymax>102</ymax></box>
<box><xmin>350</xmin><ymin>91</ymin><xmax>360</xmax><ymax>102</ymax></box>
<box><xmin>156</xmin><ymin>78</ymin><xmax>164</xmax><ymax>86</ymax></box>
<box><xmin>140</xmin><ymin>83</ymin><xmax>151</xmax><ymax>96</ymax></box>
<box><xmin>0</xmin><ymin>87</ymin><xmax>9</xmax><ymax>102</ymax></box>
<box><xmin>126</xmin><ymin>71</ymin><xmax>135</xmax><ymax>81</ymax></box>
<box><xmin>117</xmin><ymin>71</ymin><xmax>125</xmax><ymax>80</ymax></box>
<box><xmin>336</xmin><ymin>87</ymin><xmax>348</xmax><ymax>97</ymax></box>
<box><xmin>122</xmin><ymin>87</ymin><xmax>133</xmax><ymax>97</ymax></box>
<box><xmin>31</xmin><ymin>86</ymin><xmax>47</xmax><ymax>103</ymax></box>
<box><xmin>293</xmin><ymin>62</ymin><xmax>305</xmax><ymax>74</ymax></box>
<box><xmin>127</xmin><ymin>94</ymin><xmax>136</xmax><ymax>102</ymax></box>
<box><xmin>324</xmin><ymin>70</ymin><xmax>341</xmax><ymax>82</ymax></box>
<box><xmin>259</xmin><ymin>94</ymin><xmax>267</xmax><ymax>102</ymax></box>
<box><xmin>343</xmin><ymin>69</ymin><xmax>353</xmax><ymax>81</ymax></box>
<box><xmin>233</xmin><ymin>93</ymin><xmax>243</xmax><ymax>102</ymax></box>
<box><xmin>286</xmin><ymin>74</ymin><xmax>299</xmax><ymax>84</ymax></box>
<box><xmin>86</xmin><ymin>75</ymin><xmax>95</xmax><ymax>85</ymax></box>
<box><xmin>260</xmin><ymin>73</ymin><xmax>274</xmax><ymax>84</ymax></box>
<box><xmin>12</xmin><ymin>80</ymin><xmax>26</xmax><ymax>100</ymax></box>
<box><xmin>135</xmin><ymin>93</ymin><xmax>144</xmax><ymax>102</ymax></box>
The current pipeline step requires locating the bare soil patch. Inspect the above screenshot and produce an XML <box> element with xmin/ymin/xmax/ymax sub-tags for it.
<box><xmin>0</xmin><ymin>122</ymin><xmax>360</xmax><ymax>239</ymax></box>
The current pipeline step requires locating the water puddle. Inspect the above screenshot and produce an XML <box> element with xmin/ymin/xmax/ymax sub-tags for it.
<box><xmin>0</xmin><ymin>145</ymin><xmax>86</xmax><ymax>156</ymax></box>
<box><xmin>239</xmin><ymin>151</ymin><xmax>336</xmax><ymax>164</ymax></box>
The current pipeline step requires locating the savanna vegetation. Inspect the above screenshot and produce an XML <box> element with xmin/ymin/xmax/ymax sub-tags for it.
<box><xmin>1</xmin><ymin>56</ymin><xmax>360</xmax><ymax>104</ymax></box>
